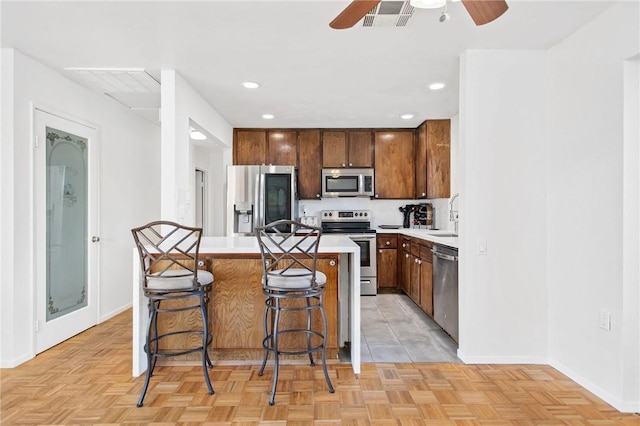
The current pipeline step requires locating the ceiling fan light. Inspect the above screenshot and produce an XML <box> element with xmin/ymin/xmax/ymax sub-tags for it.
<box><xmin>400</xmin><ymin>113</ymin><xmax>414</xmax><ymax>120</ymax></box>
<box><xmin>410</xmin><ymin>0</ymin><xmax>446</xmax><ymax>9</ymax></box>
<box><xmin>262</xmin><ymin>113</ymin><xmax>275</xmax><ymax>120</ymax></box>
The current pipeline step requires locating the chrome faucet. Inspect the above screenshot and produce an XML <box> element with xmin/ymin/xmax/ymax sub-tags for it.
<box><xmin>449</xmin><ymin>193</ymin><xmax>459</xmax><ymax>235</ymax></box>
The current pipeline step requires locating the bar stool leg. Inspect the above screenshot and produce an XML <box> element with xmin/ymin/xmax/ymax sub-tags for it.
<box><xmin>306</xmin><ymin>296</ymin><xmax>315</xmax><ymax>366</ymax></box>
<box><xmin>200</xmin><ymin>293</ymin><xmax>214</xmax><ymax>395</ymax></box>
<box><xmin>268</xmin><ymin>298</ymin><xmax>281</xmax><ymax>406</ymax></box>
<box><xmin>319</xmin><ymin>295</ymin><xmax>335</xmax><ymax>393</ymax></box>
<box><xmin>258</xmin><ymin>297</ymin><xmax>271</xmax><ymax>377</ymax></box>
<box><xmin>138</xmin><ymin>302</ymin><xmax>157</xmax><ymax>407</ymax></box>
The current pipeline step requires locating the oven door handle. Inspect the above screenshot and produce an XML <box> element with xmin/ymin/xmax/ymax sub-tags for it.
<box><xmin>346</xmin><ymin>235</ymin><xmax>376</xmax><ymax>240</ymax></box>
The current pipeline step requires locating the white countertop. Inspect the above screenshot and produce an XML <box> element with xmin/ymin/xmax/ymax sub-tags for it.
<box><xmin>375</xmin><ymin>227</ymin><xmax>459</xmax><ymax>249</ymax></box>
<box><xmin>199</xmin><ymin>235</ymin><xmax>359</xmax><ymax>254</ymax></box>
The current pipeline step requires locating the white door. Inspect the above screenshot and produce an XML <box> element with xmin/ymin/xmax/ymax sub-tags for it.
<box><xmin>34</xmin><ymin>109</ymin><xmax>99</xmax><ymax>353</ymax></box>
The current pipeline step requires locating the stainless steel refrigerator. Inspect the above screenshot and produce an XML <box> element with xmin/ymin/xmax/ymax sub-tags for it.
<box><xmin>226</xmin><ymin>165</ymin><xmax>298</xmax><ymax>235</ymax></box>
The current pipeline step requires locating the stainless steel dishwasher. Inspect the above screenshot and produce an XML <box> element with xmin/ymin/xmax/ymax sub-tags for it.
<box><xmin>432</xmin><ymin>245</ymin><xmax>459</xmax><ymax>342</ymax></box>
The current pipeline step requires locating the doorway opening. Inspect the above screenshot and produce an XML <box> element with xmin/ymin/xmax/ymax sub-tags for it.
<box><xmin>195</xmin><ymin>168</ymin><xmax>206</xmax><ymax>233</ymax></box>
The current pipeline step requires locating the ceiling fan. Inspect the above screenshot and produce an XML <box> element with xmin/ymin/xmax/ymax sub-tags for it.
<box><xmin>329</xmin><ymin>0</ymin><xmax>508</xmax><ymax>29</ymax></box>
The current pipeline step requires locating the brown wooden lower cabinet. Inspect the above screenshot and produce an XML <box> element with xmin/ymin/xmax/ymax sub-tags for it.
<box><xmin>157</xmin><ymin>254</ymin><xmax>340</xmax><ymax>361</ymax></box>
<box><xmin>400</xmin><ymin>237</ymin><xmax>412</xmax><ymax>295</ymax></box>
<box><xmin>376</xmin><ymin>233</ymin><xmax>398</xmax><ymax>289</ymax></box>
<box><xmin>418</xmin><ymin>243</ymin><xmax>434</xmax><ymax>317</ymax></box>
<box><xmin>397</xmin><ymin>236</ymin><xmax>434</xmax><ymax>318</ymax></box>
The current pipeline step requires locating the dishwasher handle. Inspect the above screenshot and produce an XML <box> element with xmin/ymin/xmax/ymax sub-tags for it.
<box><xmin>431</xmin><ymin>247</ymin><xmax>458</xmax><ymax>262</ymax></box>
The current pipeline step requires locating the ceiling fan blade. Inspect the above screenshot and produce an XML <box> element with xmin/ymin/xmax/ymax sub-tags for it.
<box><xmin>461</xmin><ymin>0</ymin><xmax>508</xmax><ymax>25</ymax></box>
<box><xmin>330</xmin><ymin>0</ymin><xmax>381</xmax><ymax>29</ymax></box>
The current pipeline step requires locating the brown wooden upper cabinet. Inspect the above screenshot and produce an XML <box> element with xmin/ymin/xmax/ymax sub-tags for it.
<box><xmin>267</xmin><ymin>130</ymin><xmax>297</xmax><ymax>166</ymax></box>
<box><xmin>322</xmin><ymin>130</ymin><xmax>373</xmax><ymax>168</ymax></box>
<box><xmin>298</xmin><ymin>130</ymin><xmax>322</xmax><ymax>199</ymax></box>
<box><xmin>373</xmin><ymin>130</ymin><xmax>415</xmax><ymax>199</ymax></box>
<box><xmin>234</xmin><ymin>129</ymin><xmax>267</xmax><ymax>165</ymax></box>
<box><xmin>416</xmin><ymin>120</ymin><xmax>451</xmax><ymax>199</ymax></box>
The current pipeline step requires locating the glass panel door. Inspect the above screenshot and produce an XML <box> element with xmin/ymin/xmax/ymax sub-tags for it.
<box><xmin>46</xmin><ymin>128</ymin><xmax>88</xmax><ymax>320</ymax></box>
<box><xmin>35</xmin><ymin>109</ymin><xmax>98</xmax><ymax>354</ymax></box>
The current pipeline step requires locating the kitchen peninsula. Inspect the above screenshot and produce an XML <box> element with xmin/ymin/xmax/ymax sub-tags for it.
<box><xmin>132</xmin><ymin>235</ymin><xmax>361</xmax><ymax>377</ymax></box>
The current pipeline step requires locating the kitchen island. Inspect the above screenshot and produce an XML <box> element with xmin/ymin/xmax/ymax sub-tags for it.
<box><xmin>132</xmin><ymin>235</ymin><xmax>361</xmax><ymax>377</ymax></box>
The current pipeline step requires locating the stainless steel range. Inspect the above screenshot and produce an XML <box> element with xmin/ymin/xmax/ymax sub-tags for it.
<box><xmin>321</xmin><ymin>210</ymin><xmax>377</xmax><ymax>295</ymax></box>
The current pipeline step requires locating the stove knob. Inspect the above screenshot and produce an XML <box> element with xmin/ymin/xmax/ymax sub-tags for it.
<box><xmin>328</xmin><ymin>212</ymin><xmax>332</xmax><ymax>217</ymax></box>
<box><xmin>364</xmin><ymin>212</ymin><xmax>368</xmax><ymax>217</ymax></box>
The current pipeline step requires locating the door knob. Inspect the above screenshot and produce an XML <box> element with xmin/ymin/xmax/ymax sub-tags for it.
<box><xmin>91</xmin><ymin>236</ymin><xmax>100</xmax><ymax>243</ymax></box>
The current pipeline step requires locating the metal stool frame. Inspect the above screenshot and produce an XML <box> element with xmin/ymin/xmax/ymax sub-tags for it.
<box><xmin>131</xmin><ymin>220</ymin><xmax>214</xmax><ymax>407</ymax></box>
<box><xmin>255</xmin><ymin>219</ymin><xmax>335</xmax><ymax>405</ymax></box>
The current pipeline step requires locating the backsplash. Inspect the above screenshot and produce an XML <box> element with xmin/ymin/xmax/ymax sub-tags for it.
<box><xmin>299</xmin><ymin>198</ymin><xmax>454</xmax><ymax>231</ymax></box>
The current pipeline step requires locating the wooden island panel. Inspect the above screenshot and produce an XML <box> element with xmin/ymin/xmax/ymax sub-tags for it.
<box><xmin>155</xmin><ymin>254</ymin><xmax>340</xmax><ymax>362</ymax></box>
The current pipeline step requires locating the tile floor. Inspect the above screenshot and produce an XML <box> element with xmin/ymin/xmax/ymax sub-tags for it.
<box><xmin>358</xmin><ymin>293</ymin><xmax>461</xmax><ymax>363</ymax></box>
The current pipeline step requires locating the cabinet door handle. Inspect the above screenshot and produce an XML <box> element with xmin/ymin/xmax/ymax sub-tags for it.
<box><xmin>91</xmin><ymin>236</ymin><xmax>100</xmax><ymax>243</ymax></box>
<box><xmin>402</xmin><ymin>243</ymin><xmax>406</xmax><ymax>248</ymax></box>
<box><xmin>316</xmin><ymin>193</ymin><xmax>320</xmax><ymax>198</ymax></box>
<box><xmin>385</xmin><ymin>241</ymin><xmax>390</xmax><ymax>246</ymax></box>
<box><xmin>349</xmin><ymin>162</ymin><xmax>353</xmax><ymax>167</ymax></box>
<box><xmin>342</xmin><ymin>163</ymin><xmax>346</xmax><ymax>167</ymax></box>
<box><xmin>378</xmin><ymin>249</ymin><xmax>382</xmax><ymax>254</ymax></box>
<box><xmin>329</xmin><ymin>259</ymin><xmax>336</xmax><ymax>266</ymax></box>
<box><xmin>197</xmin><ymin>260</ymin><xmax>205</xmax><ymax>267</ymax></box>
<box><xmin>405</xmin><ymin>253</ymin><xmax>409</xmax><ymax>258</ymax></box>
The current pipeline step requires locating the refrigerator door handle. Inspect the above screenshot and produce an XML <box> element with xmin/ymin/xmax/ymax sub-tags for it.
<box><xmin>254</xmin><ymin>170</ymin><xmax>262</xmax><ymax>231</ymax></box>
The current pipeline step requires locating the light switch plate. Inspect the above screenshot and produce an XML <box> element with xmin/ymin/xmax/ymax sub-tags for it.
<box><xmin>477</xmin><ymin>239</ymin><xmax>487</xmax><ymax>255</ymax></box>
<box><xmin>599</xmin><ymin>309</ymin><xmax>611</xmax><ymax>331</ymax></box>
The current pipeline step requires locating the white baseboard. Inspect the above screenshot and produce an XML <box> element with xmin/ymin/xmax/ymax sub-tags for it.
<box><xmin>549</xmin><ymin>358</ymin><xmax>640</xmax><ymax>414</ymax></box>
<box><xmin>457</xmin><ymin>349</ymin><xmax>547</xmax><ymax>365</ymax></box>
<box><xmin>0</xmin><ymin>352</ymin><xmax>34</xmax><ymax>369</ymax></box>
<box><xmin>99</xmin><ymin>303</ymin><xmax>132</xmax><ymax>323</ymax></box>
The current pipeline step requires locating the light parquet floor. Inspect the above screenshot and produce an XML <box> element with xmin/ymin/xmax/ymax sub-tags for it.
<box><xmin>1</xmin><ymin>310</ymin><xmax>638</xmax><ymax>425</ymax></box>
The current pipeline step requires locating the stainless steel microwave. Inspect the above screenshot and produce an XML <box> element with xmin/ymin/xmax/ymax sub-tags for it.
<box><xmin>321</xmin><ymin>168</ymin><xmax>374</xmax><ymax>197</ymax></box>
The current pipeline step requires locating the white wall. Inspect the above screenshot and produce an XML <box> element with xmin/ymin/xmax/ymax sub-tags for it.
<box><xmin>458</xmin><ymin>49</ymin><xmax>549</xmax><ymax>362</ymax></box>
<box><xmin>0</xmin><ymin>49</ymin><xmax>160</xmax><ymax>367</ymax></box>
<box><xmin>547</xmin><ymin>2</ymin><xmax>639</xmax><ymax>412</ymax></box>
<box><xmin>160</xmin><ymin>70</ymin><xmax>233</xmax><ymax>228</ymax></box>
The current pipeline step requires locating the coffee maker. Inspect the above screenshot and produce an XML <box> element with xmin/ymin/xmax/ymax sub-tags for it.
<box><xmin>399</xmin><ymin>204</ymin><xmax>417</xmax><ymax>228</ymax></box>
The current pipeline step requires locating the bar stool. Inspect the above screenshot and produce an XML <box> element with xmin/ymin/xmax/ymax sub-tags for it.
<box><xmin>131</xmin><ymin>221</ymin><xmax>214</xmax><ymax>407</ymax></box>
<box><xmin>255</xmin><ymin>219</ymin><xmax>335</xmax><ymax>405</ymax></box>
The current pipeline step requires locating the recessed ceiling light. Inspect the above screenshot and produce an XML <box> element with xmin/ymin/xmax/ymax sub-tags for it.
<box><xmin>242</xmin><ymin>81</ymin><xmax>261</xmax><ymax>89</ymax></box>
<box><xmin>400</xmin><ymin>113</ymin><xmax>414</xmax><ymax>120</ymax></box>
<box><xmin>429</xmin><ymin>82</ymin><xmax>446</xmax><ymax>90</ymax></box>
<box><xmin>190</xmin><ymin>130</ymin><xmax>206</xmax><ymax>140</ymax></box>
<box><xmin>262</xmin><ymin>114</ymin><xmax>274</xmax><ymax>120</ymax></box>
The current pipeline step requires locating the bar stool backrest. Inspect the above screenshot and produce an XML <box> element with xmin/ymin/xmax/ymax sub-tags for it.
<box><xmin>131</xmin><ymin>220</ymin><xmax>204</xmax><ymax>292</ymax></box>
<box><xmin>255</xmin><ymin>220</ymin><xmax>322</xmax><ymax>292</ymax></box>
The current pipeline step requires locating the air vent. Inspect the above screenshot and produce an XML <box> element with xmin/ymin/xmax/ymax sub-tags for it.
<box><xmin>63</xmin><ymin>68</ymin><xmax>161</xmax><ymax>121</ymax></box>
<box><xmin>362</xmin><ymin>0</ymin><xmax>414</xmax><ymax>27</ymax></box>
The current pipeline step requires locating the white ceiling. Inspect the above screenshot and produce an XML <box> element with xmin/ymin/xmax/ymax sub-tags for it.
<box><xmin>1</xmin><ymin>0</ymin><xmax>614</xmax><ymax>128</ymax></box>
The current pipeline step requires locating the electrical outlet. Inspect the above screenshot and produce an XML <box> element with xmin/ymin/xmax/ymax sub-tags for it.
<box><xmin>599</xmin><ymin>309</ymin><xmax>611</xmax><ymax>331</ymax></box>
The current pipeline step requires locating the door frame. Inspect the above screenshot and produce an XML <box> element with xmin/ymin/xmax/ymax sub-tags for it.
<box><xmin>32</xmin><ymin>107</ymin><xmax>100</xmax><ymax>354</ymax></box>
